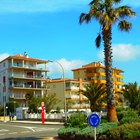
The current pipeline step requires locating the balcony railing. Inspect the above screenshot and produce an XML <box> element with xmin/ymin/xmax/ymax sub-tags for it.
<box><xmin>9</xmin><ymin>74</ymin><xmax>47</xmax><ymax>79</ymax></box>
<box><xmin>10</xmin><ymin>84</ymin><xmax>47</xmax><ymax>89</ymax></box>
<box><xmin>9</xmin><ymin>63</ymin><xmax>47</xmax><ymax>71</ymax></box>
<box><xmin>10</xmin><ymin>94</ymin><xmax>26</xmax><ymax>99</ymax></box>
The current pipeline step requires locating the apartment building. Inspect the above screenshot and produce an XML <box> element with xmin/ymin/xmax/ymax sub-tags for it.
<box><xmin>72</xmin><ymin>62</ymin><xmax>124</xmax><ymax>92</ymax></box>
<box><xmin>46</xmin><ymin>78</ymin><xmax>90</xmax><ymax>111</ymax></box>
<box><xmin>0</xmin><ymin>53</ymin><xmax>48</xmax><ymax>107</ymax></box>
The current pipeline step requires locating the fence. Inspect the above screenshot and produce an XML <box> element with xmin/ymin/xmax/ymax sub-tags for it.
<box><xmin>25</xmin><ymin>113</ymin><xmax>64</xmax><ymax>120</ymax></box>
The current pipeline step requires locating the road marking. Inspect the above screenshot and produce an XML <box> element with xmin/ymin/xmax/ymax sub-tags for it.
<box><xmin>8</xmin><ymin>132</ymin><xmax>18</xmax><ymax>135</ymax></box>
<box><xmin>0</xmin><ymin>133</ymin><xmax>6</xmax><ymax>136</ymax></box>
<box><xmin>0</xmin><ymin>129</ymin><xmax>9</xmax><ymax>132</ymax></box>
<box><xmin>35</xmin><ymin>128</ymin><xmax>55</xmax><ymax>132</ymax></box>
<box><xmin>20</xmin><ymin>131</ymin><xmax>30</xmax><ymax>133</ymax></box>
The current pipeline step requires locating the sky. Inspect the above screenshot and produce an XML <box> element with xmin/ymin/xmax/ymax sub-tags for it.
<box><xmin>0</xmin><ymin>0</ymin><xmax>140</xmax><ymax>84</ymax></box>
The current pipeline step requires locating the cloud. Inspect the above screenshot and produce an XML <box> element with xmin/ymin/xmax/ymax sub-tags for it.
<box><xmin>0</xmin><ymin>0</ymin><xmax>90</xmax><ymax>13</ymax></box>
<box><xmin>0</xmin><ymin>53</ymin><xmax>10</xmax><ymax>61</ymax></box>
<box><xmin>98</xmin><ymin>44</ymin><xmax>140</xmax><ymax>62</ymax></box>
<box><xmin>46</xmin><ymin>58</ymin><xmax>86</xmax><ymax>78</ymax></box>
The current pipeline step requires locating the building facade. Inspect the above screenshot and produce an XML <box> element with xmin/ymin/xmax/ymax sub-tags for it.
<box><xmin>72</xmin><ymin>62</ymin><xmax>124</xmax><ymax>93</ymax></box>
<box><xmin>46</xmin><ymin>78</ymin><xmax>90</xmax><ymax>111</ymax></box>
<box><xmin>0</xmin><ymin>53</ymin><xmax>48</xmax><ymax>107</ymax></box>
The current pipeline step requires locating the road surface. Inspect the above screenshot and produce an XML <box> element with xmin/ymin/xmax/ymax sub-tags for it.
<box><xmin>0</xmin><ymin>122</ymin><xmax>63</xmax><ymax>140</ymax></box>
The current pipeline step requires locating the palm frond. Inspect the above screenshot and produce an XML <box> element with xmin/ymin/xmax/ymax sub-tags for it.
<box><xmin>89</xmin><ymin>0</ymin><xmax>102</xmax><ymax>6</ymax></box>
<box><xmin>116</xmin><ymin>6</ymin><xmax>136</xmax><ymax>18</ymax></box>
<box><xmin>112</xmin><ymin>0</ymin><xmax>122</xmax><ymax>4</ymax></box>
<box><xmin>79</xmin><ymin>13</ymin><xmax>91</xmax><ymax>24</ymax></box>
<box><xmin>118</xmin><ymin>20</ymin><xmax>132</xmax><ymax>32</ymax></box>
<box><xmin>95</xmin><ymin>33</ymin><xmax>101</xmax><ymax>48</ymax></box>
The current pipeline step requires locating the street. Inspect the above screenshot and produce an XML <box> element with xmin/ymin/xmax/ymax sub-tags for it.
<box><xmin>0</xmin><ymin>122</ymin><xmax>63</xmax><ymax>140</ymax></box>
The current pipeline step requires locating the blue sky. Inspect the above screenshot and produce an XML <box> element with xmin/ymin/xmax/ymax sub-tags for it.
<box><xmin>0</xmin><ymin>0</ymin><xmax>140</xmax><ymax>84</ymax></box>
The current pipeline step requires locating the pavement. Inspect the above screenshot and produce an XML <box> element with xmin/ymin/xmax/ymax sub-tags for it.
<box><xmin>1</xmin><ymin>120</ymin><xmax>64</xmax><ymax>140</ymax></box>
<box><xmin>10</xmin><ymin>120</ymin><xmax>64</xmax><ymax>125</ymax></box>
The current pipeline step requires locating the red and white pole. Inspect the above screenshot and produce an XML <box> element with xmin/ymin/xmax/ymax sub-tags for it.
<box><xmin>41</xmin><ymin>102</ymin><xmax>45</xmax><ymax>124</ymax></box>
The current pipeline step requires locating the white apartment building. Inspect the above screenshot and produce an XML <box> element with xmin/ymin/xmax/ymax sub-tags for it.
<box><xmin>0</xmin><ymin>53</ymin><xmax>48</xmax><ymax>107</ymax></box>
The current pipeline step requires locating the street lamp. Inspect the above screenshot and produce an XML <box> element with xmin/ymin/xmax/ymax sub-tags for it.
<box><xmin>47</xmin><ymin>60</ymin><xmax>67</xmax><ymax>121</ymax></box>
<box><xmin>6</xmin><ymin>106</ymin><xmax>8</xmax><ymax>116</ymax></box>
<box><xmin>14</xmin><ymin>101</ymin><xmax>16</xmax><ymax>115</ymax></box>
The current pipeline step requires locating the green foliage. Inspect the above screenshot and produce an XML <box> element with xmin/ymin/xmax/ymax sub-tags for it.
<box><xmin>97</xmin><ymin>122</ymin><xmax>118</xmax><ymax>135</ymax></box>
<box><xmin>122</xmin><ymin>82</ymin><xmax>140</xmax><ymax>110</ymax></box>
<box><xmin>107</xmin><ymin>123</ymin><xmax>140</xmax><ymax>139</ymax></box>
<box><xmin>27</xmin><ymin>93</ymin><xmax>61</xmax><ymax>113</ymax></box>
<box><xmin>117</xmin><ymin>109</ymin><xmax>139</xmax><ymax>122</ymax></box>
<box><xmin>122</xmin><ymin>130</ymin><xmax>140</xmax><ymax>139</ymax></box>
<box><xmin>120</xmin><ymin>116</ymin><xmax>140</xmax><ymax>125</ymax></box>
<box><xmin>41</xmin><ymin>93</ymin><xmax>61</xmax><ymax>113</ymax></box>
<box><xmin>0</xmin><ymin>105</ymin><xmax>4</xmax><ymax>116</ymax></box>
<box><xmin>6</xmin><ymin>102</ymin><xmax>20</xmax><ymax>114</ymax></box>
<box><xmin>28</xmin><ymin>96</ymin><xmax>41</xmax><ymax>113</ymax></box>
<box><xmin>59</xmin><ymin>122</ymin><xmax>118</xmax><ymax>140</ymax></box>
<box><xmin>58</xmin><ymin>127</ymin><xmax>79</xmax><ymax>139</ymax></box>
<box><xmin>82</xmin><ymin>83</ymin><xmax>106</xmax><ymax>112</ymax></box>
<box><xmin>64</xmin><ymin>112</ymin><xmax>88</xmax><ymax>128</ymax></box>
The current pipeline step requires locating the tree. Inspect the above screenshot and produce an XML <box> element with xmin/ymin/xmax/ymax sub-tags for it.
<box><xmin>6</xmin><ymin>101</ymin><xmax>20</xmax><ymax>115</ymax></box>
<box><xmin>66</xmin><ymin>100</ymin><xmax>76</xmax><ymax>112</ymax></box>
<box><xmin>41</xmin><ymin>93</ymin><xmax>61</xmax><ymax>113</ymax></box>
<box><xmin>122</xmin><ymin>82</ymin><xmax>140</xmax><ymax>110</ymax></box>
<box><xmin>81</xmin><ymin>83</ymin><xmax>106</xmax><ymax>112</ymax></box>
<box><xmin>79</xmin><ymin>0</ymin><xmax>135</xmax><ymax>121</ymax></box>
<box><xmin>28</xmin><ymin>96</ymin><xmax>41</xmax><ymax>113</ymax></box>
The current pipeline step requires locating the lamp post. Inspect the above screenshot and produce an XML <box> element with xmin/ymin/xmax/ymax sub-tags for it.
<box><xmin>47</xmin><ymin>60</ymin><xmax>67</xmax><ymax>121</ymax></box>
<box><xmin>6</xmin><ymin>106</ymin><xmax>8</xmax><ymax>116</ymax></box>
<box><xmin>14</xmin><ymin>101</ymin><xmax>16</xmax><ymax>115</ymax></box>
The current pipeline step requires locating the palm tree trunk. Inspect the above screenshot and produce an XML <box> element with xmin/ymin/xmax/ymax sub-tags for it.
<box><xmin>102</xmin><ymin>26</ymin><xmax>118</xmax><ymax>122</ymax></box>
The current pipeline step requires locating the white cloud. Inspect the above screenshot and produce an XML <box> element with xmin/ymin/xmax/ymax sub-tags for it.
<box><xmin>98</xmin><ymin>44</ymin><xmax>140</xmax><ymax>62</ymax></box>
<box><xmin>0</xmin><ymin>53</ymin><xmax>10</xmax><ymax>62</ymax></box>
<box><xmin>46</xmin><ymin>58</ymin><xmax>86</xmax><ymax>79</ymax></box>
<box><xmin>0</xmin><ymin>0</ymin><xmax>90</xmax><ymax>13</ymax></box>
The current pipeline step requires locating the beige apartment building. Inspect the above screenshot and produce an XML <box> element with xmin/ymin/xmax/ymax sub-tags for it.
<box><xmin>0</xmin><ymin>53</ymin><xmax>48</xmax><ymax>107</ymax></box>
<box><xmin>46</xmin><ymin>78</ymin><xmax>90</xmax><ymax>111</ymax></box>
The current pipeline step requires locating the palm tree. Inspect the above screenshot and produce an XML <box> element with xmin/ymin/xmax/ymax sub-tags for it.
<box><xmin>82</xmin><ymin>83</ymin><xmax>106</xmax><ymax>112</ymax></box>
<box><xmin>122</xmin><ymin>82</ymin><xmax>140</xmax><ymax>110</ymax></box>
<box><xmin>79</xmin><ymin>0</ymin><xmax>135</xmax><ymax>122</ymax></box>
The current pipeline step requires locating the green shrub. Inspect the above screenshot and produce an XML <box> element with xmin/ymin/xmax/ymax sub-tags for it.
<box><xmin>120</xmin><ymin>116</ymin><xmax>140</xmax><ymax>124</ymax></box>
<box><xmin>117</xmin><ymin>109</ymin><xmax>138</xmax><ymax>121</ymax></box>
<box><xmin>58</xmin><ymin>127</ymin><xmax>79</xmax><ymax>139</ymax></box>
<box><xmin>107</xmin><ymin>123</ymin><xmax>140</xmax><ymax>139</ymax></box>
<box><xmin>64</xmin><ymin>112</ymin><xmax>88</xmax><ymax>128</ymax></box>
<box><xmin>122</xmin><ymin>130</ymin><xmax>140</xmax><ymax>139</ymax></box>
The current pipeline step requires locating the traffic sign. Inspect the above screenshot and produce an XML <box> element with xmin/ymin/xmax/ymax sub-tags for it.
<box><xmin>88</xmin><ymin>113</ymin><xmax>100</xmax><ymax>127</ymax></box>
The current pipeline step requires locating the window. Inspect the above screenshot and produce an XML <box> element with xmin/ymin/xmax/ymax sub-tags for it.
<box><xmin>3</xmin><ymin>63</ymin><xmax>5</xmax><ymax>67</ymax></box>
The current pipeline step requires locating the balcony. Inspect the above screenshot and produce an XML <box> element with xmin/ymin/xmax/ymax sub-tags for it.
<box><xmin>10</xmin><ymin>94</ymin><xmax>26</xmax><ymax>99</ymax></box>
<box><xmin>66</xmin><ymin>86</ymin><xmax>79</xmax><ymax>91</ymax></box>
<box><xmin>9</xmin><ymin>84</ymin><xmax>48</xmax><ymax>90</ymax></box>
<box><xmin>9</xmin><ymin>63</ymin><xmax>48</xmax><ymax>72</ymax></box>
<box><xmin>9</xmin><ymin>74</ymin><xmax>47</xmax><ymax>80</ymax></box>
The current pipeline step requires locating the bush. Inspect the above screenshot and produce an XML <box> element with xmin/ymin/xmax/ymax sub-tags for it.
<box><xmin>117</xmin><ymin>109</ymin><xmax>138</xmax><ymax>121</ymax></box>
<box><xmin>107</xmin><ymin>123</ymin><xmax>140</xmax><ymax>139</ymax></box>
<box><xmin>120</xmin><ymin>116</ymin><xmax>140</xmax><ymax>125</ymax></box>
<box><xmin>122</xmin><ymin>130</ymin><xmax>140</xmax><ymax>139</ymax></box>
<box><xmin>59</xmin><ymin>122</ymin><xmax>118</xmax><ymax>140</ymax></box>
<box><xmin>58</xmin><ymin>127</ymin><xmax>79</xmax><ymax>139</ymax></box>
<box><xmin>64</xmin><ymin>112</ymin><xmax>88</xmax><ymax>128</ymax></box>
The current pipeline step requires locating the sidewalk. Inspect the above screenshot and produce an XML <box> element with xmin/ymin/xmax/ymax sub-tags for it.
<box><xmin>9</xmin><ymin>120</ymin><xmax>64</xmax><ymax>125</ymax></box>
